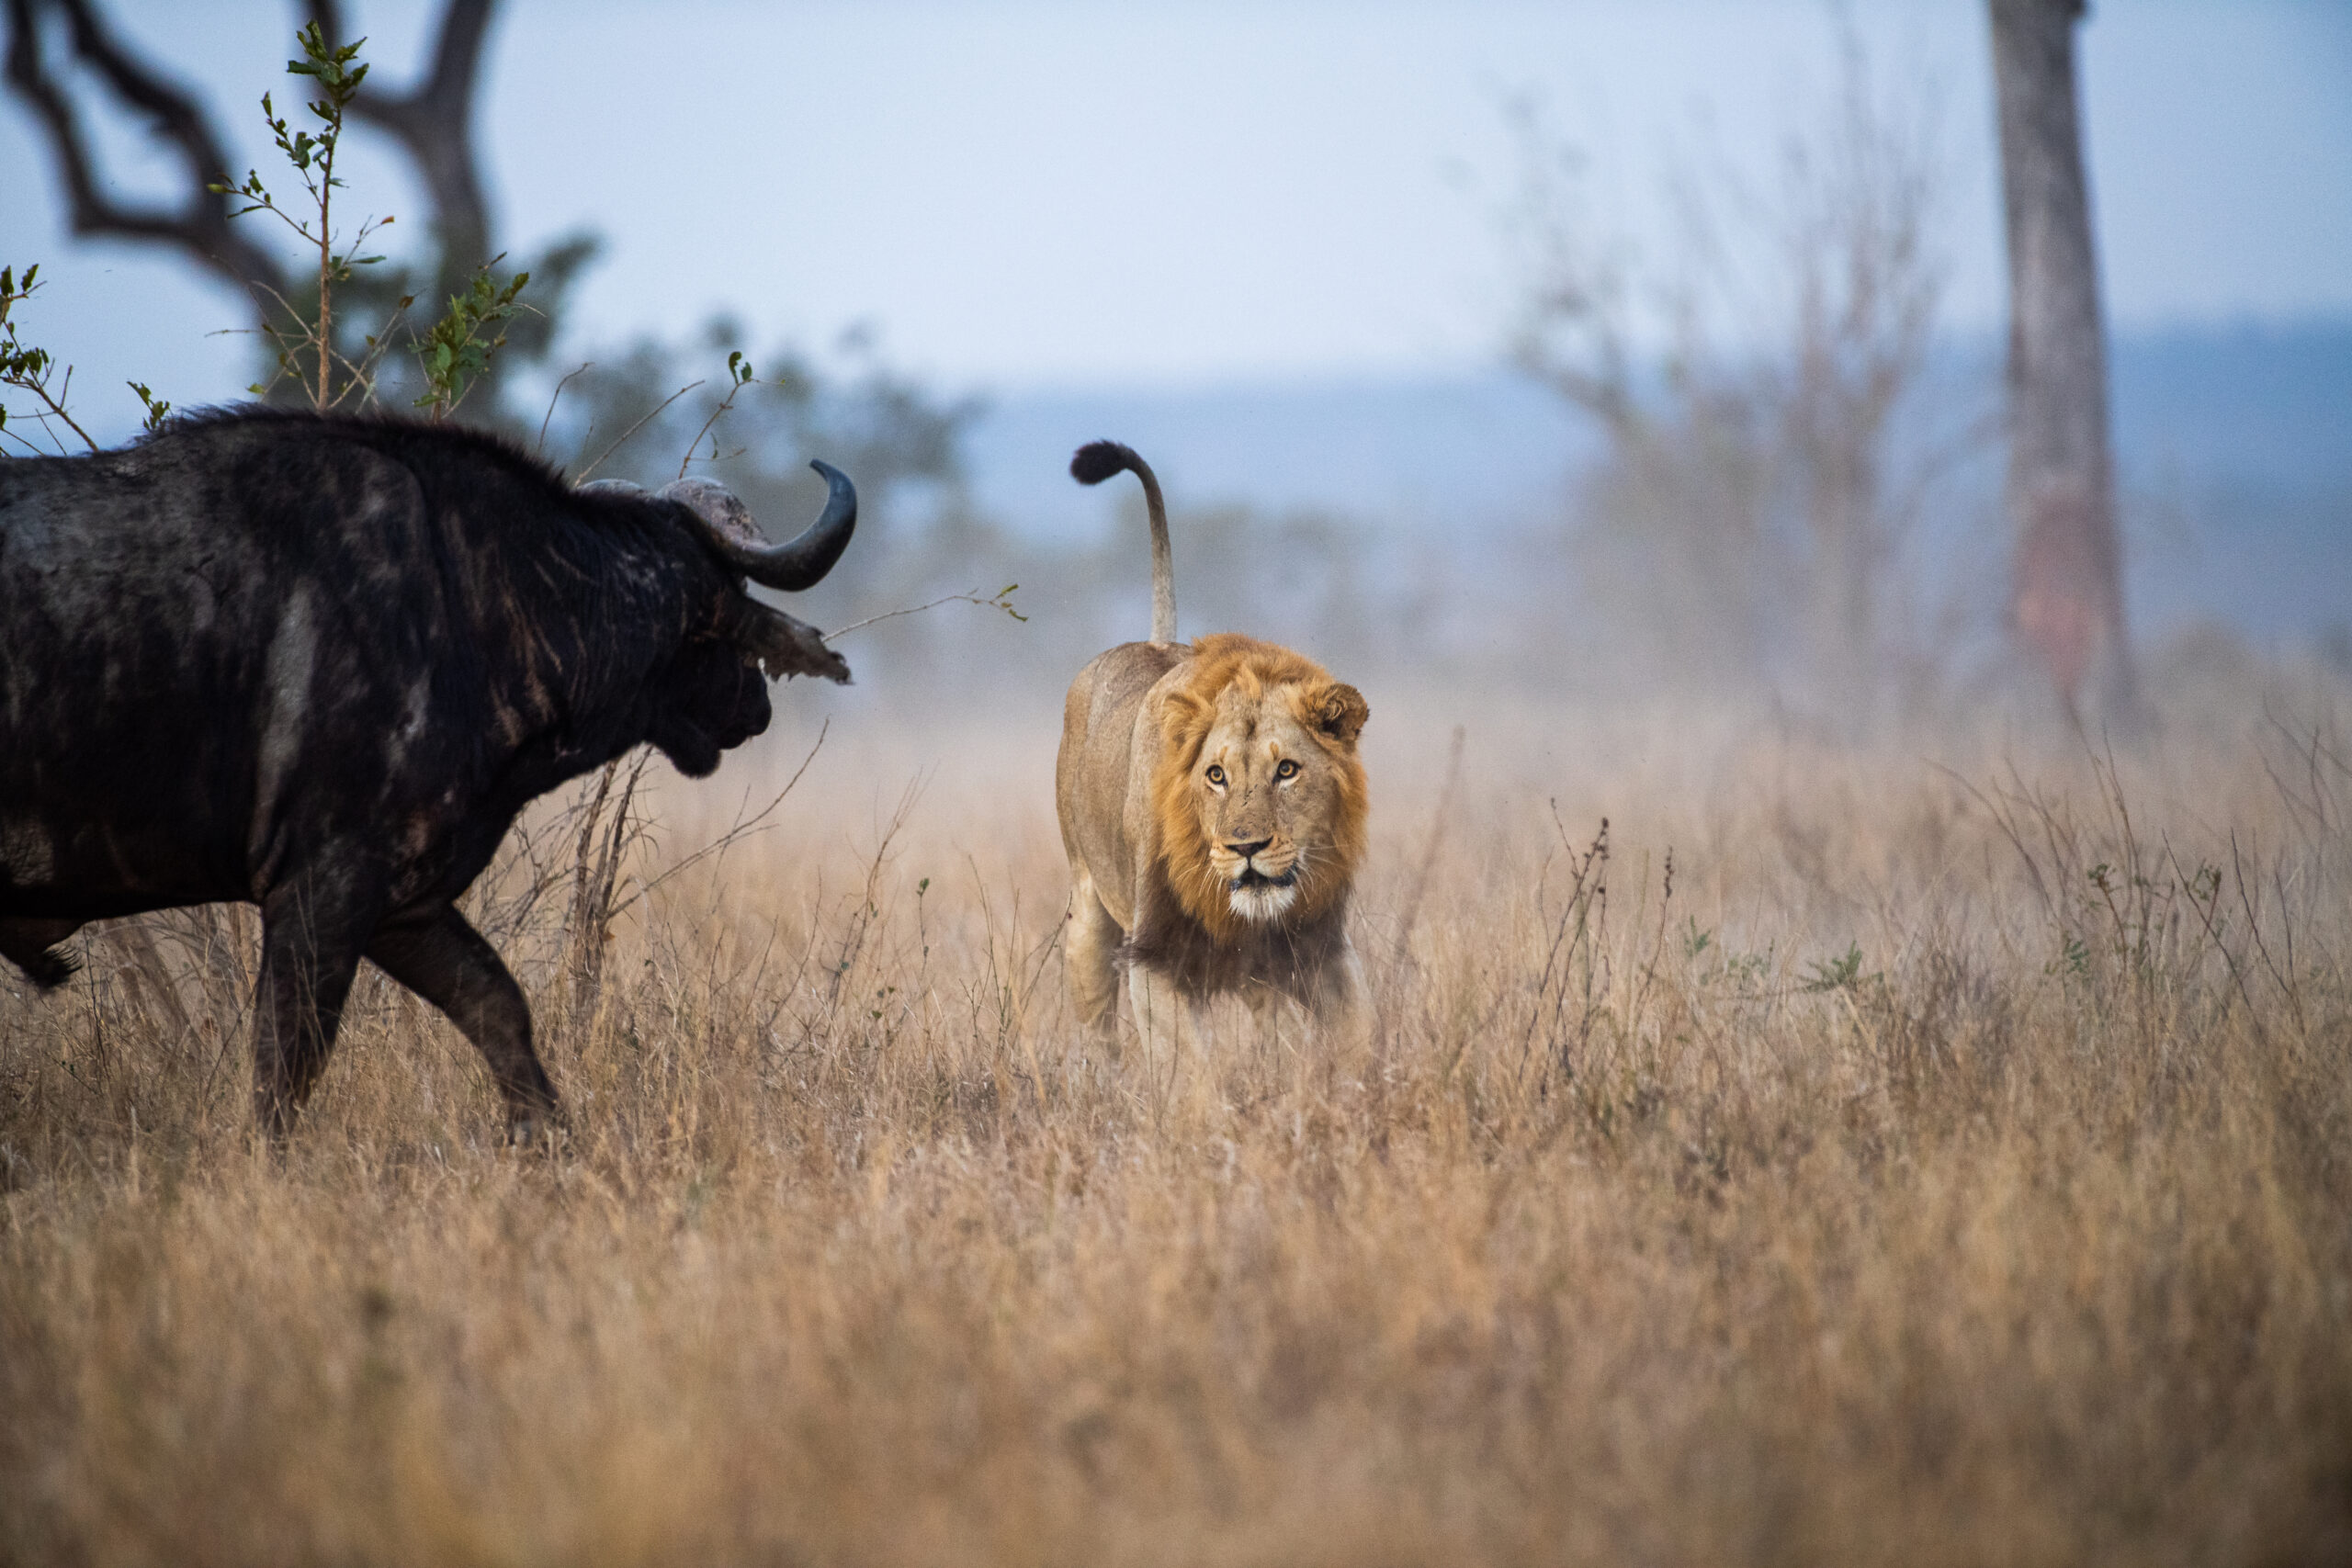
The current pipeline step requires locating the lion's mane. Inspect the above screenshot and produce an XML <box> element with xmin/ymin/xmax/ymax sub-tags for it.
<box><xmin>1147</xmin><ymin>633</ymin><xmax>1370</xmax><ymax>948</ymax></box>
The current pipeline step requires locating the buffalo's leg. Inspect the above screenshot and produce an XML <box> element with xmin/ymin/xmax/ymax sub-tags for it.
<box><xmin>253</xmin><ymin>874</ymin><xmax>379</xmax><ymax>1138</ymax></box>
<box><xmin>1065</xmin><ymin>869</ymin><xmax>1125</xmax><ymax>1041</ymax></box>
<box><xmin>0</xmin><ymin>917</ymin><xmax>83</xmax><ymax>989</ymax></box>
<box><xmin>368</xmin><ymin>904</ymin><xmax>558</xmax><ymax>1139</ymax></box>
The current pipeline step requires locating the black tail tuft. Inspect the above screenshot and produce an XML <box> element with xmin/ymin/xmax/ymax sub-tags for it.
<box><xmin>20</xmin><ymin>946</ymin><xmax>80</xmax><ymax>991</ymax></box>
<box><xmin>1070</xmin><ymin>440</ymin><xmax>1141</xmax><ymax>487</ymax></box>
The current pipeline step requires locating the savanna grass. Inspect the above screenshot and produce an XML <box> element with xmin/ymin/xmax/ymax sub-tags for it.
<box><xmin>4</xmin><ymin>682</ymin><xmax>2349</xmax><ymax>1567</ymax></box>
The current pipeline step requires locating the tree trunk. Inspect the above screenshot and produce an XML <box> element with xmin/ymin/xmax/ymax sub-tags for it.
<box><xmin>1988</xmin><ymin>0</ymin><xmax>2133</xmax><ymax>720</ymax></box>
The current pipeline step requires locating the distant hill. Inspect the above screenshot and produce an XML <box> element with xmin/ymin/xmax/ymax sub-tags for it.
<box><xmin>963</xmin><ymin>320</ymin><xmax>2352</xmax><ymax>642</ymax></box>
<box><xmin>962</xmin><ymin>373</ymin><xmax>1593</xmax><ymax>543</ymax></box>
<box><xmin>2109</xmin><ymin>321</ymin><xmax>2352</xmax><ymax>640</ymax></box>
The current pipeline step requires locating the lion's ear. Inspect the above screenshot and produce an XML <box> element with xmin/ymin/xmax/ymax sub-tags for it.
<box><xmin>1307</xmin><ymin>682</ymin><xmax>1368</xmax><ymax>747</ymax></box>
<box><xmin>1159</xmin><ymin>685</ymin><xmax>1211</xmax><ymax>750</ymax></box>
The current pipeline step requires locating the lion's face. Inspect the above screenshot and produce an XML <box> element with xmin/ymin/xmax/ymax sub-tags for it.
<box><xmin>1155</xmin><ymin>644</ymin><xmax>1369</xmax><ymax>936</ymax></box>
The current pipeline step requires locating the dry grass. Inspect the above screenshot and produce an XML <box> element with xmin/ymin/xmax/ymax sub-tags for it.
<box><xmin>5</xmin><ymin>679</ymin><xmax>2351</xmax><ymax>1567</ymax></box>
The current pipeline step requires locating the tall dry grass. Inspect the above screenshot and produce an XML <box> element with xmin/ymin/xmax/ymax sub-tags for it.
<box><xmin>4</xmin><ymin>676</ymin><xmax>2350</xmax><ymax>1567</ymax></box>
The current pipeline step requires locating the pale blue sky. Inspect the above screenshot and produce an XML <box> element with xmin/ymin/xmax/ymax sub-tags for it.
<box><xmin>4</xmin><ymin>0</ymin><xmax>2347</xmax><ymax>443</ymax></box>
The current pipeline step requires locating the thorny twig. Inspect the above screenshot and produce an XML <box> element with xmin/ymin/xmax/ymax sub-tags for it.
<box><xmin>2230</xmin><ymin>831</ymin><xmax>2306</xmax><ymax>1040</ymax></box>
<box><xmin>1517</xmin><ymin>810</ymin><xmax>1610</xmax><ymax>1090</ymax></box>
<box><xmin>823</xmin><ymin>780</ymin><xmax>922</xmax><ymax>1009</ymax></box>
<box><xmin>823</xmin><ymin>587</ymin><xmax>1026</xmax><ymax>644</ymax></box>
<box><xmin>574</xmin><ymin>379</ymin><xmax>702</xmax><ymax>481</ymax></box>
<box><xmin>614</xmin><ymin>720</ymin><xmax>829</xmax><ymax>918</ymax></box>
<box><xmin>537</xmin><ymin>362</ymin><xmax>593</xmax><ymax>457</ymax></box>
<box><xmin>677</xmin><ymin>351</ymin><xmax>757</xmax><ymax>480</ymax></box>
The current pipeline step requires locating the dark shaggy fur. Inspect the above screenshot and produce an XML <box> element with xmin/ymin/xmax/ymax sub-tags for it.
<box><xmin>1123</xmin><ymin>860</ymin><xmax>1354</xmax><ymax>1002</ymax></box>
<box><xmin>0</xmin><ymin>407</ymin><xmax>852</xmax><ymax>1135</ymax></box>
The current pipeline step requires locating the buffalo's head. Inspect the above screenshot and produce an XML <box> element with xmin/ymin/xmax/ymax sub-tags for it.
<box><xmin>581</xmin><ymin>460</ymin><xmax>855</xmax><ymax>778</ymax></box>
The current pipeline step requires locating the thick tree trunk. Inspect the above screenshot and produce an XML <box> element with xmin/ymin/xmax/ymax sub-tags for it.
<box><xmin>1989</xmin><ymin>0</ymin><xmax>2133</xmax><ymax>719</ymax></box>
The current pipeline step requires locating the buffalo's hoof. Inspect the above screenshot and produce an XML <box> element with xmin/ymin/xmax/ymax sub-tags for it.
<box><xmin>503</xmin><ymin>1105</ymin><xmax>568</xmax><ymax>1152</ymax></box>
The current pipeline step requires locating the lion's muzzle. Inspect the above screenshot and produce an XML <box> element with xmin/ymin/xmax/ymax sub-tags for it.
<box><xmin>1220</xmin><ymin>847</ymin><xmax>1302</xmax><ymax>924</ymax></box>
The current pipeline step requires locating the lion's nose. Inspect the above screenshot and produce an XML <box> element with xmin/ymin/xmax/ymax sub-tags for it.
<box><xmin>1227</xmin><ymin>838</ymin><xmax>1272</xmax><ymax>859</ymax></box>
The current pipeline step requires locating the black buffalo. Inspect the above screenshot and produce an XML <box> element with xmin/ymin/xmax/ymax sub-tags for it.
<box><xmin>0</xmin><ymin>409</ymin><xmax>855</xmax><ymax>1137</ymax></box>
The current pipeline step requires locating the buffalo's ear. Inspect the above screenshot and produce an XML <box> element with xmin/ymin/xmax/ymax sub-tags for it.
<box><xmin>734</xmin><ymin>601</ymin><xmax>851</xmax><ymax>684</ymax></box>
<box><xmin>1306</xmin><ymin>681</ymin><xmax>1368</xmax><ymax>747</ymax></box>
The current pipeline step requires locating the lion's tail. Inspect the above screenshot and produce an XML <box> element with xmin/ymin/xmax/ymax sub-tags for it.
<box><xmin>1071</xmin><ymin>440</ymin><xmax>1175</xmax><ymax>644</ymax></box>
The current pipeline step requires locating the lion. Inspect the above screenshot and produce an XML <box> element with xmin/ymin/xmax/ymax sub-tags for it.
<box><xmin>1055</xmin><ymin>440</ymin><xmax>1372</xmax><ymax>1057</ymax></box>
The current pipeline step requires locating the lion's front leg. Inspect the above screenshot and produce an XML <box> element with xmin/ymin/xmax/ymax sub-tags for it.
<box><xmin>1310</xmin><ymin>939</ymin><xmax>1375</xmax><ymax>1056</ymax></box>
<box><xmin>1065</xmin><ymin>867</ymin><xmax>1125</xmax><ymax>1042</ymax></box>
<box><xmin>1245</xmin><ymin>982</ymin><xmax>1286</xmax><ymax>1048</ymax></box>
<box><xmin>1125</xmin><ymin>961</ymin><xmax>1206</xmax><ymax>1069</ymax></box>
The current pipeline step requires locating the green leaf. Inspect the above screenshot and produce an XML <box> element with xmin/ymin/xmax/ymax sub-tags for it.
<box><xmin>1800</xmin><ymin>942</ymin><xmax>1868</xmax><ymax>994</ymax></box>
<box><xmin>128</xmin><ymin>380</ymin><xmax>173</xmax><ymax>433</ymax></box>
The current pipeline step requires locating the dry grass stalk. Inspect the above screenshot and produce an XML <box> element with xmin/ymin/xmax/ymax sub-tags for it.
<box><xmin>3</xmin><ymin>681</ymin><xmax>2349</xmax><ymax>1566</ymax></box>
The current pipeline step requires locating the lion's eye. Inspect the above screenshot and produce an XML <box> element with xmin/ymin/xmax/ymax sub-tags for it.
<box><xmin>1205</xmin><ymin>764</ymin><xmax>1226</xmax><ymax>786</ymax></box>
<box><xmin>1276</xmin><ymin>759</ymin><xmax>1300</xmax><ymax>781</ymax></box>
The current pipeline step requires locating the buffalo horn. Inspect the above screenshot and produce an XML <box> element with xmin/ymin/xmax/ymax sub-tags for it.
<box><xmin>659</xmin><ymin>460</ymin><xmax>856</xmax><ymax>593</ymax></box>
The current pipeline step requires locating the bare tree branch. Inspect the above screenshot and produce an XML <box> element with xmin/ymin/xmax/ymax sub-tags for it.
<box><xmin>3</xmin><ymin>0</ymin><xmax>289</xmax><ymax>303</ymax></box>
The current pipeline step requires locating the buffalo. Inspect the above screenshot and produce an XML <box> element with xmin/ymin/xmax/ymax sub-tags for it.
<box><xmin>0</xmin><ymin>409</ymin><xmax>854</xmax><ymax>1137</ymax></box>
